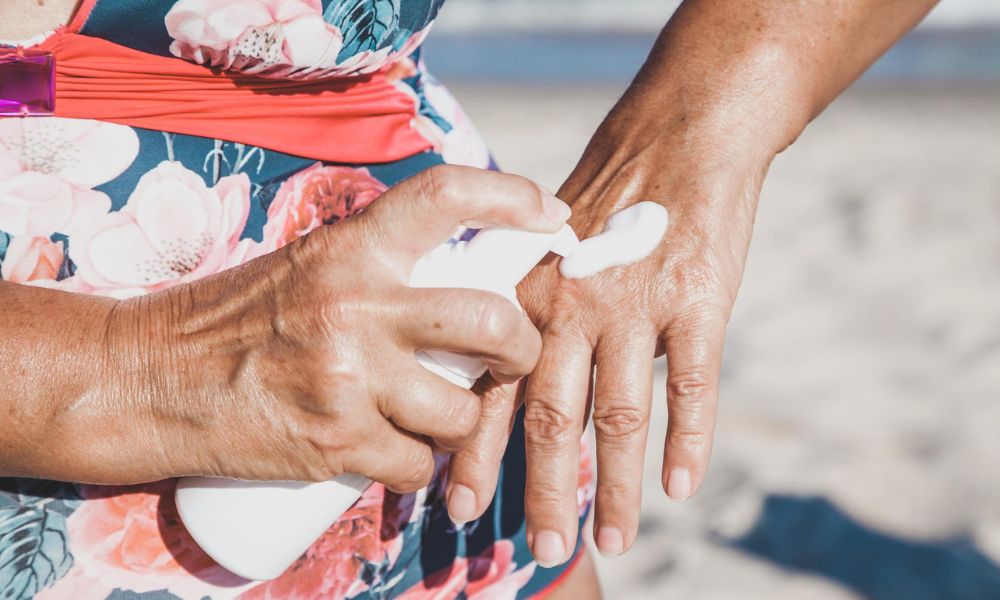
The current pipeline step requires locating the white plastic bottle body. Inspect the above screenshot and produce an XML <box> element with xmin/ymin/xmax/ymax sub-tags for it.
<box><xmin>175</xmin><ymin>474</ymin><xmax>371</xmax><ymax>581</ymax></box>
<box><xmin>175</xmin><ymin>351</ymin><xmax>476</xmax><ymax>581</ymax></box>
<box><xmin>174</xmin><ymin>224</ymin><xmax>580</xmax><ymax>581</ymax></box>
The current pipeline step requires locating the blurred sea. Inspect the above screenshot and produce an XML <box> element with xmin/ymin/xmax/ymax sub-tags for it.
<box><xmin>424</xmin><ymin>1</ymin><xmax>1000</xmax><ymax>86</ymax></box>
<box><xmin>424</xmin><ymin>29</ymin><xmax>1000</xmax><ymax>86</ymax></box>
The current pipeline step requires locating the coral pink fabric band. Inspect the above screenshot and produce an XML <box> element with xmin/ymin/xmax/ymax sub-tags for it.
<box><xmin>35</xmin><ymin>30</ymin><xmax>432</xmax><ymax>164</ymax></box>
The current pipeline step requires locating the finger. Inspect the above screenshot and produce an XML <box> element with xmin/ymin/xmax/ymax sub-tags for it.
<box><xmin>344</xmin><ymin>419</ymin><xmax>436</xmax><ymax>494</ymax></box>
<box><xmin>662</xmin><ymin>308</ymin><xmax>727</xmax><ymax>501</ymax></box>
<box><xmin>446</xmin><ymin>376</ymin><xmax>522</xmax><ymax>524</ymax></box>
<box><xmin>396</xmin><ymin>287</ymin><xmax>542</xmax><ymax>382</ymax></box>
<box><xmin>352</xmin><ymin>164</ymin><xmax>572</xmax><ymax>265</ymax></box>
<box><xmin>377</xmin><ymin>363</ymin><xmax>482</xmax><ymax>452</ymax></box>
<box><xmin>523</xmin><ymin>328</ymin><xmax>593</xmax><ymax>568</ymax></box>
<box><xmin>591</xmin><ymin>328</ymin><xmax>656</xmax><ymax>556</ymax></box>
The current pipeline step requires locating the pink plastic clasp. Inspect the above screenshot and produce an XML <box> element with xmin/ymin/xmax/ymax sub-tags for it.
<box><xmin>0</xmin><ymin>47</ymin><xmax>56</xmax><ymax>117</ymax></box>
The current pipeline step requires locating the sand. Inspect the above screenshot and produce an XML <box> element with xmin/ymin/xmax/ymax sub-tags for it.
<box><xmin>450</xmin><ymin>82</ymin><xmax>1000</xmax><ymax>599</ymax></box>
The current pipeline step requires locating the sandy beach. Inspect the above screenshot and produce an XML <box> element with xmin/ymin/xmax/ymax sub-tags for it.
<box><xmin>448</xmin><ymin>82</ymin><xmax>1000</xmax><ymax>598</ymax></box>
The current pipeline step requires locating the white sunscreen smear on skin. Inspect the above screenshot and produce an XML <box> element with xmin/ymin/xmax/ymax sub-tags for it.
<box><xmin>559</xmin><ymin>201</ymin><xmax>669</xmax><ymax>279</ymax></box>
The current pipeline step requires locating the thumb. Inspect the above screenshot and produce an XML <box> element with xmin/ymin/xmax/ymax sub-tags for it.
<box><xmin>351</xmin><ymin>165</ymin><xmax>571</xmax><ymax>269</ymax></box>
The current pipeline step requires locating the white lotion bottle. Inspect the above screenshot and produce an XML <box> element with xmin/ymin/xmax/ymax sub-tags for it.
<box><xmin>175</xmin><ymin>224</ymin><xmax>580</xmax><ymax>581</ymax></box>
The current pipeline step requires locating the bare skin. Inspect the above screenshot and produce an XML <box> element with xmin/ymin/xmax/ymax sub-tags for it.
<box><xmin>0</xmin><ymin>166</ymin><xmax>572</xmax><ymax>488</ymax></box>
<box><xmin>0</xmin><ymin>0</ymin><xmax>83</xmax><ymax>39</ymax></box>
<box><xmin>546</xmin><ymin>549</ymin><xmax>601</xmax><ymax>600</ymax></box>
<box><xmin>446</xmin><ymin>0</ymin><xmax>941</xmax><ymax>570</ymax></box>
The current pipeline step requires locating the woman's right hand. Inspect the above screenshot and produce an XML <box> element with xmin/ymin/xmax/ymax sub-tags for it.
<box><xmin>66</xmin><ymin>166</ymin><xmax>571</xmax><ymax>488</ymax></box>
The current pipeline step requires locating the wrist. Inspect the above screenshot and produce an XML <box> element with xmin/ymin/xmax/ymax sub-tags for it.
<box><xmin>561</xmin><ymin>108</ymin><xmax>768</xmax><ymax>235</ymax></box>
<box><xmin>84</xmin><ymin>294</ymin><xmax>191</xmax><ymax>481</ymax></box>
<box><xmin>112</xmin><ymin>282</ymin><xmax>246</xmax><ymax>479</ymax></box>
<box><xmin>565</xmin><ymin>32</ymin><xmax>818</xmax><ymax>206</ymax></box>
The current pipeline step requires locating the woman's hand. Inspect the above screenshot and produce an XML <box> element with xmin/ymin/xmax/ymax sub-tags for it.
<box><xmin>2</xmin><ymin>165</ymin><xmax>571</xmax><ymax>488</ymax></box>
<box><xmin>446</xmin><ymin>123</ymin><xmax>766</xmax><ymax>562</ymax></box>
<box><xmin>445</xmin><ymin>0</ymin><xmax>938</xmax><ymax>567</ymax></box>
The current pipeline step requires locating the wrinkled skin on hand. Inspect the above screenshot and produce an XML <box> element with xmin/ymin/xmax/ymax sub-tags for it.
<box><xmin>447</xmin><ymin>114</ymin><xmax>764</xmax><ymax>564</ymax></box>
<box><xmin>1</xmin><ymin>166</ymin><xmax>571</xmax><ymax>487</ymax></box>
<box><xmin>515</xmin><ymin>130</ymin><xmax>762</xmax><ymax>563</ymax></box>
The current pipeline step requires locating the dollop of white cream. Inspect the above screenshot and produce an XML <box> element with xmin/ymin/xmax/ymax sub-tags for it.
<box><xmin>559</xmin><ymin>201</ymin><xmax>669</xmax><ymax>279</ymax></box>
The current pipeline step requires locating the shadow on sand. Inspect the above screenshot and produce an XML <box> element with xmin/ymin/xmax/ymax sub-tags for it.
<box><xmin>728</xmin><ymin>495</ymin><xmax>1000</xmax><ymax>600</ymax></box>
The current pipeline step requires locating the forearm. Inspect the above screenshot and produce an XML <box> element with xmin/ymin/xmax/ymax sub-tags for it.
<box><xmin>0</xmin><ymin>282</ymin><xmax>193</xmax><ymax>483</ymax></box>
<box><xmin>0</xmin><ymin>282</ymin><xmax>117</xmax><ymax>478</ymax></box>
<box><xmin>577</xmin><ymin>0</ymin><xmax>938</xmax><ymax>179</ymax></box>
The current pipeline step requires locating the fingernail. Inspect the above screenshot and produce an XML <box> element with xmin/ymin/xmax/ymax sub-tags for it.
<box><xmin>447</xmin><ymin>484</ymin><xmax>477</xmax><ymax>525</ymax></box>
<box><xmin>541</xmin><ymin>192</ymin><xmax>572</xmax><ymax>224</ymax></box>
<box><xmin>596</xmin><ymin>526</ymin><xmax>624</xmax><ymax>556</ymax></box>
<box><xmin>667</xmin><ymin>467</ymin><xmax>692</xmax><ymax>500</ymax></box>
<box><xmin>531</xmin><ymin>530</ymin><xmax>567</xmax><ymax>568</ymax></box>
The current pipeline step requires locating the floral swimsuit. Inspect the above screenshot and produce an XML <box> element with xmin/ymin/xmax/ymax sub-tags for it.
<box><xmin>0</xmin><ymin>1</ymin><xmax>593</xmax><ymax>598</ymax></box>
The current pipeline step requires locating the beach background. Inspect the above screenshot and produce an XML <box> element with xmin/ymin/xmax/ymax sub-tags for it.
<box><xmin>423</xmin><ymin>1</ymin><xmax>1000</xmax><ymax>598</ymax></box>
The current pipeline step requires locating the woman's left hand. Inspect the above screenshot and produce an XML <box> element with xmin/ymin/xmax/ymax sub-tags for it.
<box><xmin>443</xmin><ymin>0</ymin><xmax>938</xmax><ymax>567</ymax></box>
<box><xmin>445</xmin><ymin>106</ymin><xmax>770</xmax><ymax>565</ymax></box>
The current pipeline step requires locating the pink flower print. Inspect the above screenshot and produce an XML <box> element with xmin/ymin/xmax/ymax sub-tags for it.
<box><xmin>166</xmin><ymin>0</ymin><xmax>345</xmax><ymax>79</ymax></box>
<box><xmin>0</xmin><ymin>118</ymin><xmax>138</xmax><ymax>236</ymax></box>
<box><xmin>240</xmin><ymin>483</ymin><xmax>405</xmax><ymax>600</ymax></box>
<box><xmin>42</xmin><ymin>480</ymin><xmax>252</xmax><ymax>600</ymax></box>
<box><xmin>0</xmin><ymin>235</ymin><xmax>64</xmax><ymax>283</ymax></box>
<box><xmin>400</xmin><ymin>70</ymin><xmax>491</xmax><ymax>169</ymax></box>
<box><xmin>260</xmin><ymin>162</ymin><xmax>387</xmax><ymax>253</ymax></box>
<box><xmin>397</xmin><ymin>540</ymin><xmax>537</xmax><ymax>600</ymax></box>
<box><xmin>68</xmin><ymin>161</ymin><xmax>253</xmax><ymax>298</ymax></box>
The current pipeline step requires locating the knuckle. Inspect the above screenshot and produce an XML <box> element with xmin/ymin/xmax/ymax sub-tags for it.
<box><xmin>667</xmin><ymin>366</ymin><xmax>715</xmax><ymax>404</ymax></box>
<box><xmin>591</xmin><ymin>403</ymin><xmax>647</xmax><ymax>442</ymax></box>
<box><xmin>305</xmin><ymin>353</ymin><xmax>364</xmax><ymax>411</ymax></box>
<box><xmin>422</xmin><ymin>165</ymin><xmax>461</xmax><ymax>212</ymax></box>
<box><xmin>504</xmin><ymin>173</ymin><xmax>544</xmax><ymax>212</ymax></box>
<box><xmin>476</xmin><ymin>379</ymin><xmax>512</xmax><ymax>412</ymax></box>
<box><xmin>398</xmin><ymin>450</ymin><xmax>435</xmax><ymax>491</ymax></box>
<box><xmin>473</xmin><ymin>297</ymin><xmax>515</xmax><ymax>346</ymax></box>
<box><xmin>523</xmin><ymin>399</ymin><xmax>576</xmax><ymax>446</ymax></box>
<box><xmin>443</xmin><ymin>398</ymin><xmax>481</xmax><ymax>441</ymax></box>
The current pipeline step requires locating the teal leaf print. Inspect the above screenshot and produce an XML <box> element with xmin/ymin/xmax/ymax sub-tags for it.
<box><xmin>0</xmin><ymin>231</ymin><xmax>10</xmax><ymax>266</ymax></box>
<box><xmin>104</xmin><ymin>589</ymin><xmax>184</xmax><ymax>600</ymax></box>
<box><xmin>325</xmin><ymin>0</ymin><xmax>401</xmax><ymax>61</ymax></box>
<box><xmin>0</xmin><ymin>480</ymin><xmax>80</xmax><ymax>599</ymax></box>
<box><xmin>0</xmin><ymin>505</ymin><xmax>73</xmax><ymax>599</ymax></box>
<box><xmin>397</xmin><ymin>0</ymin><xmax>446</xmax><ymax>34</ymax></box>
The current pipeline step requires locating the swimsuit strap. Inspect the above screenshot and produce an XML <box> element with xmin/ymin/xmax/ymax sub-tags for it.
<box><xmin>67</xmin><ymin>0</ymin><xmax>100</xmax><ymax>33</ymax></box>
